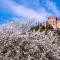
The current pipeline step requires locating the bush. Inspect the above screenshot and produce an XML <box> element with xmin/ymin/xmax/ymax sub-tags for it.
<box><xmin>55</xmin><ymin>28</ymin><xmax>60</xmax><ymax>35</ymax></box>
<box><xmin>40</xmin><ymin>26</ymin><xmax>45</xmax><ymax>32</ymax></box>
<box><xmin>30</xmin><ymin>22</ymin><xmax>53</xmax><ymax>32</ymax></box>
<box><xmin>46</xmin><ymin>22</ymin><xmax>53</xmax><ymax>30</ymax></box>
<box><xmin>40</xmin><ymin>22</ymin><xmax>53</xmax><ymax>32</ymax></box>
<box><xmin>30</xmin><ymin>25</ymin><xmax>39</xmax><ymax>31</ymax></box>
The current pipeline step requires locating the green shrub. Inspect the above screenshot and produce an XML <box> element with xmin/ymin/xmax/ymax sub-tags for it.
<box><xmin>40</xmin><ymin>22</ymin><xmax>53</xmax><ymax>32</ymax></box>
<box><xmin>46</xmin><ymin>22</ymin><xmax>53</xmax><ymax>30</ymax></box>
<box><xmin>55</xmin><ymin>28</ymin><xmax>60</xmax><ymax>35</ymax></box>
<box><xmin>30</xmin><ymin>22</ymin><xmax>53</xmax><ymax>32</ymax></box>
<box><xmin>45</xmin><ymin>29</ymin><xmax>48</xmax><ymax>35</ymax></box>
<box><xmin>30</xmin><ymin>25</ymin><xmax>39</xmax><ymax>31</ymax></box>
<box><xmin>40</xmin><ymin>26</ymin><xmax>45</xmax><ymax>32</ymax></box>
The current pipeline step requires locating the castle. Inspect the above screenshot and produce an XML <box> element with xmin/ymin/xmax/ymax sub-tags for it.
<box><xmin>48</xmin><ymin>16</ymin><xmax>60</xmax><ymax>29</ymax></box>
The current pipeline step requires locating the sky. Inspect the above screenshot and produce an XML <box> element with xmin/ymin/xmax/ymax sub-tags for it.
<box><xmin>0</xmin><ymin>0</ymin><xmax>60</xmax><ymax>24</ymax></box>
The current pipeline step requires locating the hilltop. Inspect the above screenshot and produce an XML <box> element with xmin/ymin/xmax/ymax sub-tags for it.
<box><xmin>0</xmin><ymin>21</ymin><xmax>60</xmax><ymax>60</ymax></box>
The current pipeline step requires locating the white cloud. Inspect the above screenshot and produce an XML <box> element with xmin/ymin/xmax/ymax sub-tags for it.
<box><xmin>0</xmin><ymin>0</ymin><xmax>50</xmax><ymax>22</ymax></box>
<box><xmin>0</xmin><ymin>0</ymin><xmax>60</xmax><ymax>23</ymax></box>
<box><xmin>45</xmin><ymin>0</ymin><xmax>60</xmax><ymax>17</ymax></box>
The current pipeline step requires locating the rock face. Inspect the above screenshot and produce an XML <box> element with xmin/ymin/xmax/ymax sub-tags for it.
<box><xmin>0</xmin><ymin>29</ymin><xmax>60</xmax><ymax>60</ymax></box>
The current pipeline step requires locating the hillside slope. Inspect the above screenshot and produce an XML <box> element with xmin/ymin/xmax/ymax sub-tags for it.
<box><xmin>0</xmin><ymin>27</ymin><xmax>60</xmax><ymax>60</ymax></box>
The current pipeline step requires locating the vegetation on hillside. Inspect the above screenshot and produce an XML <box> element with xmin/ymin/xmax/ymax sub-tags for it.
<box><xmin>45</xmin><ymin>22</ymin><xmax>53</xmax><ymax>30</ymax></box>
<box><xmin>30</xmin><ymin>25</ymin><xmax>39</xmax><ymax>31</ymax></box>
<box><xmin>0</xmin><ymin>26</ymin><xmax>59</xmax><ymax>60</ymax></box>
<box><xmin>30</xmin><ymin>22</ymin><xmax>53</xmax><ymax>32</ymax></box>
<box><xmin>0</xmin><ymin>21</ymin><xmax>60</xmax><ymax>60</ymax></box>
<box><xmin>55</xmin><ymin>28</ymin><xmax>60</xmax><ymax>35</ymax></box>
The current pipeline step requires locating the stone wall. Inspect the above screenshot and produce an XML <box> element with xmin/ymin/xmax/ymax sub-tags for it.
<box><xmin>48</xmin><ymin>16</ymin><xmax>60</xmax><ymax>29</ymax></box>
<box><xmin>48</xmin><ymin>16</ymin><xmax>57</xmax><ymax>29</ymax></box>
<box><xmin>57</xmin><ymin>20</ymin><xmax>60</xmax><ymax>28</ymax></box>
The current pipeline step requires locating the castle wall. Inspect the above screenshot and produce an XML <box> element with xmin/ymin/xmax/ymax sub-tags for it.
<box><xmin>48</xmin><ymin>16</ymin><xmax>57</xmax><ymax>29</ymax></box>
<box><xmin>57</xmin><ymin>20</ymin><xmax>60</xmax><ymax>28</ymax></box>
<box><xmin>42</xmin><ymin>16</ymin><xmax>60</xmax><ymax>29</ymax></box>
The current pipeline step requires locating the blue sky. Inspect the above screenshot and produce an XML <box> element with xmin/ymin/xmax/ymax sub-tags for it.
<box><xmin>0</xmin><ymin>0</ymin><xmax>60</xmax><ymax>24</ymax></box>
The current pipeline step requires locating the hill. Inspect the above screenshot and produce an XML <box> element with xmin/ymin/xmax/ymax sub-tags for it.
<box><xmin>0</xmin><ymin>19</ymin><xmax>60</xmax><ymax>60</ymax></box>
<box><xmin>0</xmin><ymin>20</ymin><xmax>60</xmax><ymax>60</ymax></box>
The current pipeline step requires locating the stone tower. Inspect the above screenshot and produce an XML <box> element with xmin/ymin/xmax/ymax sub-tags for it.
<box><xmin>48</xmin><ymin>16</ymin><xmax>57</xmax><ymax>29</ymax></box>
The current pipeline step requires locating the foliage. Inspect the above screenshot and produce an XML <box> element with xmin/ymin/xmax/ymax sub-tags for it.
<box><xmin>43</xmin><ymin>22</ymin><xmax>53</xmax><ymax>34</ymax></box>
<box><xmin>30</xmin><ymin>22</ymin><xmax>53</xmax><ymax>32</ymax></box>
<box><xmin>30</xmin><ymin>25</ymin><xmax>39</xmax><ymax>31</ymax></box>
<box><xmin>46</xmin><ymin>22</ymin><xmax>53</xmax><ymax>30</ymax></box>
<box><xmin>55</xmin><ymin>28</ymin><xmax>60</xmax><ymax>35</ymax></box>
<box><xmin>40</xmin><ymin>26</ymin><xmax>45</xmax><ymax>32</ymax></box>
